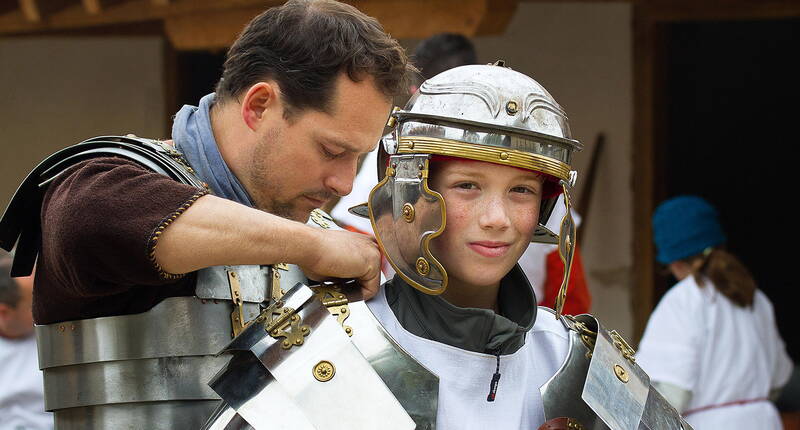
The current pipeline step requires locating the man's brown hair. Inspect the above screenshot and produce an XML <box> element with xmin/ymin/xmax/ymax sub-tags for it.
<box><xmin>215</xmin><ymin>0</ymin><xmax>415</xmax><ymax>117</ymax></box>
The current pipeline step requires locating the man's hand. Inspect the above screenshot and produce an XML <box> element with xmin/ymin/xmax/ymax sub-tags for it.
<box><xmin>300</xmin><ymin>229</ymin><xmax>382</xmax><ymax>300</ymax></box>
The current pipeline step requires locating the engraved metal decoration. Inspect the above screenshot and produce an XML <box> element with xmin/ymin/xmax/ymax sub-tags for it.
<box><xmin>402</xmin><ymin>203</ymin><xmax>415</xmax><ymax>223</ymax></box>
<box><xmin>227</xmin><ymin>269</ymin><xmax>247</xmax><ymax>338</ymax></box>
<box><xmin>554</xmin><ymin>181</ymin><xmax>578</xmax><ymax>317</ymax></box>
<box><xmin>313</xmin><ymin>284</ymin><xmax>353</xmax><ymax>337</ymax></box>
<box><xmin>505</xmin><ymin>100</ymin><xmax>519</xmax><ymax>115</ymax></box>
<box><xmin>610</xmin><ymin>330</ymin><xmax>637</xmax><ymax>364</ymax></box>
<box><xmin>614</xmin><ymin>364</ymin><xmax>630</xmax><ymax>383</ymax></box>
<box><xmin>262</xmin><ymin>301</ymin><xmax>311</xmax><ymax>350</ymax></box>
<box><xmin>310</xmin><ymin>209</ymin><xmax>331</xmax><ymax>229</ymax></box>
<box><xmin>313</xmin><ymin>360</ymin><xmax>336</xmax><ymax>382</ymax></box>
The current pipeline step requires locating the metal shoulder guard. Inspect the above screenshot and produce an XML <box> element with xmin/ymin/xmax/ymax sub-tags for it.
<box><xmin>539</xmin><ymin>310</ymin><xmax>694</xmax><ymax>430</ymax></box>
<box><xmin>0</xmin><ymin>135</ymin><xmax>206</xmax><ymax>276</ymax></box>
<box><xmin>202</xmin><ymin>281</ymin><xmax>438</xmax><ymax>430</ymax></box>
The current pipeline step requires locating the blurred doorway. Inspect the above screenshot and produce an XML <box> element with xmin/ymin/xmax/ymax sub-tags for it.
<box><xmin>658</xmin><ymin>18</ymin><xmax>800</xmax><ymax>361</ymax></box>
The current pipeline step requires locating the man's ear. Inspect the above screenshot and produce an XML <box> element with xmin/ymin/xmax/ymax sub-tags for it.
<box><xmin>241</xmin><ymin>82</ymin><xmax>281</xmax><ymax>131</ymax></box>
<box><xmin>0</xmin><ymin>303</ymin><xmax>11</xmax><ymax>320</ymax></box>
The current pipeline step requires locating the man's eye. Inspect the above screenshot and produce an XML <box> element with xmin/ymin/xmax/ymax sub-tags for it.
<box><xmin>455</xmin><ymin>182</ymin><xmax>477</xmax><ymax>190</ymax></box>
<box><xmin>321</xmin><ymin>145</ymin><xmax>343</xmax><ymax>159</ymax></box>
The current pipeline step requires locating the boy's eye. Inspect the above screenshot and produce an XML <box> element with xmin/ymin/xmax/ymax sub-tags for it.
<box><xmin>511</xmin><ymin>186</ymin><xmax>536</xmax><ymax>195</ymax></box>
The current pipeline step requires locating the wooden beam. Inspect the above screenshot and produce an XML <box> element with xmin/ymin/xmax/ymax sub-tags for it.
<box><xmin>164</xmin><ymin>8</ymin><xmax>266</xmax><ymax>50</ymax></box>
<box><xmin>631</xmin><ymin>4</ymin><xmax>656</xmax><ymax>345</ymax></box>
<box><xmin>82</xmin><ymin>0</ymin><xmax>101</xmax><ymax>15</ymax></box>
<box><xmin>347</xmin><ymin>0</ymin><xmax>518</xmax><ymax>39</ymax></box>
<box><xmin>0</xmin><ymin>0</ymin><xmax>280</xmax><ymax>35</ymax></box>
<box><xmin>164</xmin><ymin>0</ymin><xmax>518</xmax><ymax>51</ymax></box>
<box><xmin>18</xmin><ymin>0</ymin><xmax>40</xmax><ymax>22</ymax></box>
<box><xmin>2</xmin><ymin>0</ymin><xmax>519</xmax><ymax>40</ymax></box>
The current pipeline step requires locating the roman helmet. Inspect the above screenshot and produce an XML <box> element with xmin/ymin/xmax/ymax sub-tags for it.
<box><xmin>357</xmin><ymin>61</ymin><xmax>582</xmax><ymax>316</ymax></box>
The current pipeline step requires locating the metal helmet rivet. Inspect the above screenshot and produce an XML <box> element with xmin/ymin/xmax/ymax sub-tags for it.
<box><xmin>505</xmin><ymin>100</ymin><xmax>519</xmax><ymax>115</ymax></box>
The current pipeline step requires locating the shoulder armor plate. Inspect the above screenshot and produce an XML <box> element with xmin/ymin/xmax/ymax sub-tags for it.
<box><xmin>0</xmin><ymin>135</ymin><xmax>206</xmax><ymax>276</ymax></box>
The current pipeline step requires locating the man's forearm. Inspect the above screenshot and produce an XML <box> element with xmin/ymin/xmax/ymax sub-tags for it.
<box><xmin>153</xmin><ymin>194</ymin><xmax>320</xmax><ymax>274</ymax></box>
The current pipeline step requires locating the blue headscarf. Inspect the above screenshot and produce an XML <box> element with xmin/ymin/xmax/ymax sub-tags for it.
<box><xmin>172</xmin><ymin>93</ymin><xmax>254</xmax><ymax>207</ymax></box>
<box><xmin>652</xmin><ymin>195</ymin><xmax>727</xmax><ymax>264</ymax></box>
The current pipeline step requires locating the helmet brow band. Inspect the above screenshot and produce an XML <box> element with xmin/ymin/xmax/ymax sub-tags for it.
<box><xmin>396</xmin><ymin>136</ymin><xmax>571</xmax><ymax>181</ymax></box>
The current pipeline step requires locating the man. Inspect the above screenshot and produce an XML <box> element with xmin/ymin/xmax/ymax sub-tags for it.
<box><xmin>0</xmin><ymin>252</ymin><xmax>51</xmax><ymax>430</ymax></box>
<box><xmin>0</xmin><ymin>1</ymin><xmax>413</xmax><ymax>428</ymax></box>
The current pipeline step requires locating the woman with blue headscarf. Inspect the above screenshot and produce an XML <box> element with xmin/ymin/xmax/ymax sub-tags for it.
<box><xmin>637</xmin><ymin>195</ymin><xmax>793</xmax><ymax>429</ymax></box>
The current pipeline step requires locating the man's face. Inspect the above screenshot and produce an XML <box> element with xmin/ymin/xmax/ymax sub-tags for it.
<box><xmin>0</xmin><ymin>275</ymin><xmax>34</xmax><ymax>339</ymax></box>
<box><xmin>245</xmin><ymin>74</ymin><xmax>391</xmax><ymax>221</ymax></box>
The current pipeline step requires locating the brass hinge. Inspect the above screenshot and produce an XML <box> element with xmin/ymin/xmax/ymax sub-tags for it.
<box><xmin>254</xmin><ymin>299</ymin><xmax>311</xmax><ymax>350</ymax></box>
<box><xmin>227</xmin><ymin>269</ymin><xmax>246</xmax><ymax>338</ymax></box>
<box><xmin>609</xmin><ymin>330</ymin><xmax>636</xmax><ymax>364</ymax></box>
<box><xmin>313</xmin><ymin>284</ymin><xmax>353</xmax><ymax>337</ymax></box>
<box><xmin>270</xmin><ymin>265</ymin><xmax>286</xmax><ymax>303</ymax></box>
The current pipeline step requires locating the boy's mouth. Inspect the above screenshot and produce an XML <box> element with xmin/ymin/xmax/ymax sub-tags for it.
<box><xmin>467</xmin><ymin>241</ymin><xmax>511</xmax><ymax>258</ymax></box>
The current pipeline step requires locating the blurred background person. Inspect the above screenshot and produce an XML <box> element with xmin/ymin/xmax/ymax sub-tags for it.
<box><xmin>331</xmin><ymin>32</ymin><xmax>591</xmax><ymax>313</ymax></box>
<box><xmin>636</xmin><ymin>196</ymin><xmax>793</xmax><ymax>430</ymax></box>
<box><xmin>0</xmin><ymin>251</ymin><xmax>52</xmax><ymax>430</ymax></box>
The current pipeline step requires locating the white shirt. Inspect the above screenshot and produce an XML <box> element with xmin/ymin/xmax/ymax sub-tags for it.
<box><xmin>637</xmin><ymin>276</ymin><xmax>793</xmax><ymax>430</ymax></box>
<box><xmin>366</xmin><ymin>287</ymin><xmax>570</xmax><ymax>429</ymax></box>
<box><xmin>0</xmin><ymin>335</ymin><xmax>52</xmax><ymax>430</ymax></box>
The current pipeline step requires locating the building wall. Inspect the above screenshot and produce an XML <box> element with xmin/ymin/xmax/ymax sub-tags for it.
<box><xmin>0</xmin><ymin>2</ymin><xmax>635</xmax><ymax>337</ymax></box>
<box><xmin>0</xmin><ymin>37</ymin><xmax>166</xmax><ymax>210</ymax></box>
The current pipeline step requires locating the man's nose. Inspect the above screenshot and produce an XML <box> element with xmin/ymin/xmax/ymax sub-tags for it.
<box><xmin>323</xmin><ymin>160</ymin><xmax>357</xmax><ymax>197</ymax></box>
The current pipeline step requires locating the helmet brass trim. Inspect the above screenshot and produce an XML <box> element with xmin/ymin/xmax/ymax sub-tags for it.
<box><xmin>397</xmin><ymin>136</ymin><xmax>572</xmax><ymax>181</ymax></box>
<box><xmin>367</xmin><ymin>158</ymin><xmax>449</xmax><ymax>295</ymax></box>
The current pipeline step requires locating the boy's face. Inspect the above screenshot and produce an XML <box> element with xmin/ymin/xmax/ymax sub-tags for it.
<box><xmin>428</xmin><ymin>159</ymin><xmax>544</xmax><ymax>290</ymax></box>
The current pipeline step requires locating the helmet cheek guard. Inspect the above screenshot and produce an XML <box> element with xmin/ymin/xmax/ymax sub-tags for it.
<box><xmin>368</xmin><ymin>154</ymin><xmax>448</xmax><ymax>295</ymax></box>
<box><xmin>363</xmin><ymin>62</ymin><xmax>582</xmax><ymax>316</ymax></box>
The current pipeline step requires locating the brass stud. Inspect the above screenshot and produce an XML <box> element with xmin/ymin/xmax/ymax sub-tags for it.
<box><xmin>408</xmin><ymin>142</ymin><xmax>415</xmax><ymax>149</ymax></box>
<box><xmin>282</xmin><ymin>340</ymin><xmax>290</xmax><ymax>348</ymax></box>
<box><xmin>614</xmin><ymin>364</ymin><xmax>629</xmax><ymax>383</ymax></box>
<box><xmin>402</xmin><ymin>203</ymin><xmax>415</xmax><ymax>223</ymax></box>
<box><xmin>500</xmin><ymin>152</ymin><xmax>510</xmax><ymax>160</ymax></box>
<box><xmin>58</xmin><ymin>325</ymin><xmax>65</xmax><ymax>333</ymax></box>
<box><xmin>313</xmin><ymin>360</ymin><xmax>336</xmax><ymax>382</ymax></box>
<box><xmin>415</xmin><ymin>257</ymin><xmax>430</xmax><ymax>276</ymax></box>
<box><xmin>506</xmin><ymin>100</ymin><xmax>519</xmax><ymax>115</ymax></box>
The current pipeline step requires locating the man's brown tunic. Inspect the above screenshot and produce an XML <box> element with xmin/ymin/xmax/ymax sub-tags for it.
<box><xmin>34</xmin><ymin>156</ymin><xmax>207</xmax><ymax>324</ymax></box>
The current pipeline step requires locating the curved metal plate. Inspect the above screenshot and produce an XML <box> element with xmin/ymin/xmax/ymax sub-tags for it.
<box><xmin>43</xmin><ymin>355</ymin><xmax>229</xmax><ymax>410</ymax></box>
<box><xmin>36</xmin><ymin>297</ymin><xmax>258</xmax><ymax>369</ymax></box>
<box><xmin>369</xmin><ymin>154</ymin><xmax>447</xmax><ymax>295</ymax></box>
<box><xmin>195</xmin><ymin>265</ymin><xmax>270</xmax><ymax>303</ymax></box>
<box><xmin>53</xmin><ymin>399</ymin><xmax>220</xmax><ymax>430</ymax></box>
<box><xmin>347</xmin><ymin>300</ymin><xmax>439</xmax><ymax>429</ymax></box>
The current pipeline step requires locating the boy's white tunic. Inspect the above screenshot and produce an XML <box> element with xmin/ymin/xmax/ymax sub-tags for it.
<box><xmin>367</xmin><ymin>286</ymin><xmax>571</xmax><ymax>429</ymax></box>
<box><xmin>636</xmin><ymin>276</ymin><xmax>793</xmax><ymax>430</ymax></box>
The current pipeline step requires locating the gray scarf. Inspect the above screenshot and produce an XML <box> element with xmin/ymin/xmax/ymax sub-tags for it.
<box><xmin>172</xmin><ymin>93</ymin><xmax>254</xmax><ymax>207</ymax></box>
